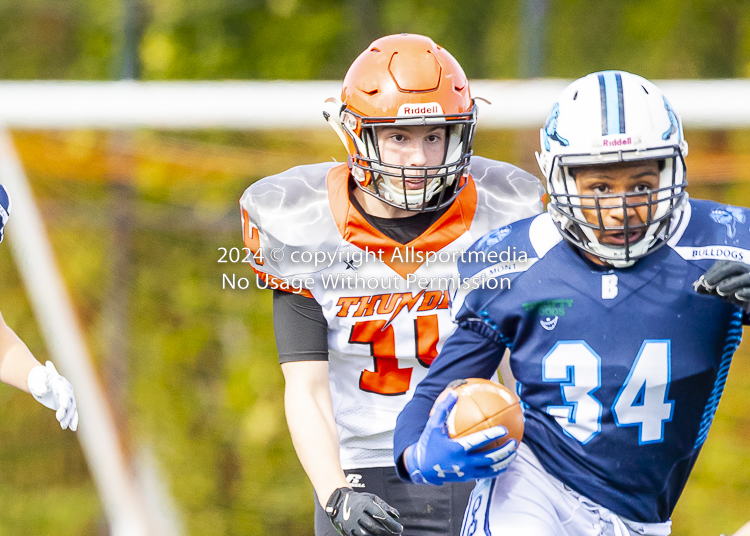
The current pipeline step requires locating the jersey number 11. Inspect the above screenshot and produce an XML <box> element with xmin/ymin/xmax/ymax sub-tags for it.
<box><xmin>349</xmin><ymin>316</ymin><xmax>440</xmax><ymax>396</ymax></box>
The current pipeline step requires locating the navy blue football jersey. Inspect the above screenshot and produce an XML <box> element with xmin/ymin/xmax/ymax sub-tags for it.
<box><xmin>0</xmin><ymin>184</ymin><xmax>10</xmax><ymax>243</ymax></box>
<box><xmin>394</xmin><ymin>198</ymin><xmax>748</xmax><ymax>523</ymax></box>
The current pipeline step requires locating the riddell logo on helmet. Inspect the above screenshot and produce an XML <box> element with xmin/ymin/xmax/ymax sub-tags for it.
<box><xmin>602</xmin><ymin>137</ymin><xmax>633</xmax><ymax>147</ymax></box>
<box><xmin>397</xmin><ymin>103</ymin><xmax>444</xmax><ymax>116</ymax></box>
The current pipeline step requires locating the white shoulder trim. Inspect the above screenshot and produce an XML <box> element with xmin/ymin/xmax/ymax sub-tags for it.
<box><xmin>451</xmin><ymin>214</ymin><xmax>556</xmax><ymax>321</ymax></box>
<box><xmin>529</xmin><ymin>212</ymin><xmax>563</xmax><ymax>258</ymax></box>
<box><xmin>671</xmin><ymin>244</ymin><xmax>750</xmax><ymax>264</ymax></box>
<box><xmin>666</xmin><ymin>195</ymin><xmax>692</xmax><ymax>247</ymax></box>
<box><xmin>668</xmin><ymin>199</ymin><xmax>750</xmax><ymax>264</ymax></box>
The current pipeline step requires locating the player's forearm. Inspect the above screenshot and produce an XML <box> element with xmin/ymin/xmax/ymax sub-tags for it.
<box><xmin>282</xmin><ymin>362</ymin><xmax>349</xmax><ymax>505</ymax></box>
<box><xmin>285</xmin><ymin>389</ymin><xmax>349</xmax><ymax>504</ymax></box>
<box><xmin>0</xmin><ymin>322</ymin><xmax>41</xmax><ymax>392</ymax></box>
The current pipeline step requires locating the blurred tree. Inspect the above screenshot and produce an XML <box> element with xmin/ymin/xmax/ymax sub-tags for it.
<box><xmin>545</xmin><ymin>0</ymin><xmax>750</xmax><ymax>79</ymax></box>
<box><xmin>0</xmin><ymin>0</ymin><xmax>748</xmax><ymax>80</ymax></box>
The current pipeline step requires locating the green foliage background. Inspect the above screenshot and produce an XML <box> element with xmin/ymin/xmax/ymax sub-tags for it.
<box><xmin>0</xmin><ymin>1</ymin><xmax>748</xmax><ymax>535</ymax></box>
<box><xmin>0</xmin><ymin>0</ymin><xmax>750</xmax><ymax>80</ymax></box>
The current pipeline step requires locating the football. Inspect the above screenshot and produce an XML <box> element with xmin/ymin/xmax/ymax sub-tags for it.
<box><xmin>442</xmin><ymin>378</ymin><xmax>524</xmax><ymax>451</ymax></box>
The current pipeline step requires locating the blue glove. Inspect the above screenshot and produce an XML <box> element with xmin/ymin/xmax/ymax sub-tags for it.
<box><xmin>404</xmin><ymin>391</ymin><xmax>517</xmax><ymax>485</ymax></box>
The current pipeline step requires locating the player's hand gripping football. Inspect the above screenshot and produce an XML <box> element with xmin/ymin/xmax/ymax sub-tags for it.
<box><xmin>404</xmin><ymin>391</ymin><xmax>517</xmax><ymax>485</ymax></box>
<box><xmin>27</xmin><ymin>361</ymin><xmax>78</xmax><ymax>431</ymax></box>
<box><xmin>325</xmin><ymin>487</ymin><xmax>402</xmax><ymax>536</ymax></box>
<box><xmin>694</xmin><ymin>260</ymin><xmax>750</xmax><ymax>310</ymax></box>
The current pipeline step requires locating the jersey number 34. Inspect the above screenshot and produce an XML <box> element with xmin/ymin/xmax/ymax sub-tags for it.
<box><xmin>542</xmin><ymin>340</ymin><xmax>674</xmax><ymax>445</ymax></box>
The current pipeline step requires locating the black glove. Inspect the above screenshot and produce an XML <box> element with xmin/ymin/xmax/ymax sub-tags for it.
<box><xmin>325</xmin><ymin>487</ymin><xmax>402</xmax><ymax>536</ymax></box>
<box><xmin>694</xmin><ymin>260</ymin><xmax>750</xmax><ymax>309</ymax></box>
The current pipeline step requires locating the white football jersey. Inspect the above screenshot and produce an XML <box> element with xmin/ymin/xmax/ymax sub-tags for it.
<box><xmin>240</xmin><ymin>157</ymin><xmax>544</xmax><ymax>469</ymax></box>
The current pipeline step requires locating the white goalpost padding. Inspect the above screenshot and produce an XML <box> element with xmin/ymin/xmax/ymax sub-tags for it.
<box><xmin>0</xmin><ymin>79</ymin><xmax>749</xmax><ymax>130</ymax></box>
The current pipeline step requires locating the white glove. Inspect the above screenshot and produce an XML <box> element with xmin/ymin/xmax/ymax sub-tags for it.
<box><xmin>27</xmin><ymin>361</ymin><xmax>78</xmax><ymax>431</ymax></box>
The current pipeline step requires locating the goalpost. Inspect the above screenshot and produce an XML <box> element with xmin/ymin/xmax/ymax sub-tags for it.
<box><xmin>1</xmin><ymin>79</ymin><xmax>748</xmax><ymax>536</ymax></box>
<box><xmin>1</xmin><ymin>79</ymin><xmax>750</xmax><ymax>129</ymax></box>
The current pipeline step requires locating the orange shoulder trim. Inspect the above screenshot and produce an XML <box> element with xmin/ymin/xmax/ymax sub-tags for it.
<box><xmin>327</xmin><ymin>165</ymin><xmax>478</xmax><ymax>279</ymax></box>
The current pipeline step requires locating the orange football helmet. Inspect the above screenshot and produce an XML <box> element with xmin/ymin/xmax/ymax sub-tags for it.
<box><xmin>324</xmin><ymin>34</ymin><xmax>476</xmax><ymax>211</ymax></box>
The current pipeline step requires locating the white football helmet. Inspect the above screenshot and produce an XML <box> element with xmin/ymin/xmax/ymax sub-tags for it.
<box><xmin>536</xmin><ymin>71</ymin><xmax>688</xmax><ymax>267</ymax></box>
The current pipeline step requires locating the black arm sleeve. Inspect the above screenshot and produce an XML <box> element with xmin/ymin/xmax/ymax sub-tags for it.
<box><xmin>272</xmin><ymin>290</ymin><xmax>329</xmax><ymax>363</ymax></box>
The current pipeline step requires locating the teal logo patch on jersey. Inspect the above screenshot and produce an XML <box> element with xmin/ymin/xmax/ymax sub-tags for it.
<box><xmin>523</xmin><ymin>299</ymin><xmax>573</xmax><ymax>317</ymax></box>
<box><xmin>524</xmin><ymin>299</ymin><xmax>572</xmax><ymax>332</ymax></box>
<box><xmin>540</xmin><ymin>316</ymin><xmax>559</xmax><ymax>331</ymax></box>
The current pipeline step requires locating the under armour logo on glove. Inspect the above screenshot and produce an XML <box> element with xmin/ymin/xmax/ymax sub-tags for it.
<box><xmin>433</xmin><ymin>464</ymin><xmax>465</xmax><ymax>479</ymax></box>
<box><xmin>404</xmin><ymin>391</ymin><xmax>517</xmax><ymax>485</ymax></box>
<box><xmin>694</xmin><ymin>260</ymin><xmax>750</xmax><ymax>310</ymax></box>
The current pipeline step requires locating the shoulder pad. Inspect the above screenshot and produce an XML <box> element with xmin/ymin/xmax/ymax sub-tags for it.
<box><xmin>451</xmin><ymin>214</ymin><xmax>558</xmax><ymax>320</ymax></box>
<box><xmin>458</xmin><ymin>213</ymin><xmax>558</xmax><ymax>280</ymax></box>
<box><xmin>670</xmin><ymin>199</ymin><xmax>750</xmax><ymax>264</ymax></box>
<box><xmin>240</xmin><ymin>162</ymin><xmax>342</xmax><ymax>278</ymax></box>
<box><xmin>469</xmin><ymin>156</ymin><xmax>545</xmax><ymax>231</ymax></box>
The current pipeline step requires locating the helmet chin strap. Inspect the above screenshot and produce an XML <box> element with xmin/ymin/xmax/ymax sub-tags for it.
<box><xmin>375</xmin><ymin>174</ymin><xmax>442</xmax><ymax>208</ymax></box>
<box><xmin>585</xmin><ymin>238</ymin><xmax>641</xmax><ymax>268</ymax></box>
<box><xmin>605</xmin><ymin>257</ymin><xmax>637</xmax><ymax>269</ymax></box>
